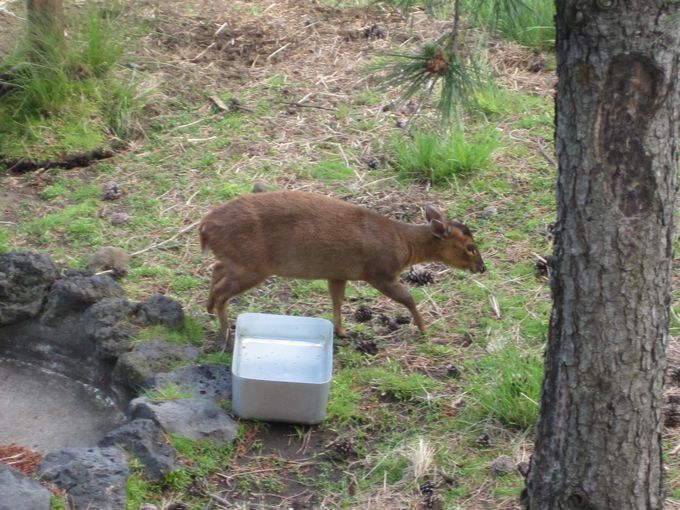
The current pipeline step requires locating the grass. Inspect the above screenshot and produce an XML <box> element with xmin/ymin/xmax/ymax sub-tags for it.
<box><xmin>0</xmin><ymin>4</ymin><xmax>139</xmax><ymax>160</ymax></box>
<box><xmin>463</xmin><ymin>0</ymin><xmax>556</xmax><ymax>50</ymax></box>
<box><xmin>462</xmin><ymin>343</ymin><xmax>543</xmax><ymax>430</ymax></box>
<box><xmin>391</xmin><ymin>126</ymin><xmax>498</xmax><ymax>184</ymax></box>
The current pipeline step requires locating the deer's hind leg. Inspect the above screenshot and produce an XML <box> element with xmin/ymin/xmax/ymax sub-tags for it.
<box><xmin>208</xmin><ymin>262</ymin><xmax>267</xmax><ymax>349</ymax></box>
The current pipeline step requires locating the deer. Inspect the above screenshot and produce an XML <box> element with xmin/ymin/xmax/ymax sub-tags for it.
<box><xmin>199</xmin><ymin>191</ymin><xmax>485</xmax><ymax>348</ymax></box>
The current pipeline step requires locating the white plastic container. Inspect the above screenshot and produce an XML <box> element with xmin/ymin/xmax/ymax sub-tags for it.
<box><xmin>231</xmin><ymin>313</ymin><xmax>334</xmax><ymax>424</ymax></box>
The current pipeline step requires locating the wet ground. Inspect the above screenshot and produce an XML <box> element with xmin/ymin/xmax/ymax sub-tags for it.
<box><xmin>0</xmin><ymin>358</ymin><xmax>125</xmax><ymax>452</ymax></box>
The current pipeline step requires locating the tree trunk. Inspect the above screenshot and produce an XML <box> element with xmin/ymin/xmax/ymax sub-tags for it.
<box><xmin>525</xmin><ymin>2</ymin><xmax>679</xmax><ymax>509</ymax></box>
<box><xmin>26</xmin><ymin>0</ymin><xmax>64</xmax><ymax>48</ymax></box>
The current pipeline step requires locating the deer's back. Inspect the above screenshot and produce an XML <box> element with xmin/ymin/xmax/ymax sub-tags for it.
<box><xmin>200</xmin><ymin>192</ymin><xmax>405</xmax><ymax>280</ymax></box>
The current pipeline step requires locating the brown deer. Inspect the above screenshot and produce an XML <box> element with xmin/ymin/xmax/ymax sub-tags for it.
<box><xmin>199</xmin><ymin>191</ymin><xmax>485</xmax><ymax>347</ymax></box>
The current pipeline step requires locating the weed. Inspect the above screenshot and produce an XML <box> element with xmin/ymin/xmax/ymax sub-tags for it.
<box><xmin>358</xmin><ymin>361</ymin><xmax>441</xmax><ymax>402</ymax></box>
<box><xmin>327</xmin><ymin>370</ymin><xmax>363</xmax><ymax>422</ymax></box>
<box><xmin>0</xmin><ymin>229</ymin><xmax>10</xmax><ymax>254</ymax></box>
<box><xmin>126</xmin><ymin>472</ymin><xmax>155</xmax><ymax>509</ymax></box>
<box><xmin>49</xmin><ymin>498</ymin><xmax>67</xmax><ymax>510</ymax></box>
<box><xmin>170</xmin><ymin>436</ymin><xmax>235</xmax><ymax>476</ymax></box>
<box><xmin>391</xmin><ymin>127</ymin><xmax>497</xmax><ymax>184</ymax></box>
<box><xmin>463</xmin><ymin>0</ymin><xmax>556</xmax><ymax>50</ymax></box>
<box><xmin>462</xmin><ymin>343</ymin><xmax>543</xmax><ymax>430</ymax></box>
<box><xmin>0</xmin><ymin>3</ymin><xmax>137</xmax><ymax>157</ymax></box>
<box><xmin>135</xmin><ymin>316</ymin><xmax>205</xmax><ymax>345</ymax></box>
<box><xmin>308</xmin><ymin>159</ymin><xmax>355</xmax><ymax>181</ymax></box>
<box><xmin>142</xmin><ymin>382</ymin><xmax>192</xmax><ymax>401</ymax></box>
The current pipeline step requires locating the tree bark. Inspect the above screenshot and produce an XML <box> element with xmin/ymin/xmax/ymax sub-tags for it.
<box><xmin>525</xmin><ymin>1</ymin><xmax>679</xmax><ymax>509</ymax></box>
<box><xmin>26</xmin><ymin>0</ymin><xmax>64</xmax><ymax>48</ymax></box>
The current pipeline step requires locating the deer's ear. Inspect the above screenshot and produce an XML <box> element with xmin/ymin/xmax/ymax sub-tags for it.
<box><xmin>425</xmin><ymin>204</ymin><xmax>444</xmax><ymax>223</ymax></box>
<box><xmin>429</xmin><ymin>219</ymin><xmax>451</xmax><ymax>239</ymax></box>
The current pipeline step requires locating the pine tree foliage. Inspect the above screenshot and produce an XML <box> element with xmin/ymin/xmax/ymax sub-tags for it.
<box><xmin>378</xmin><ymin>0</ymin><xmax>544</xmax><ymax>122</ymax></box>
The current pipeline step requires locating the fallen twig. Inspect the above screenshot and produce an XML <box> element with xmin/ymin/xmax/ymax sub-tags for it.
<box><xmin>130</xmin><ymin>220</ymin><xmax>200</xmax><ymax>257</ymax></box>
<box><xmin>277</xmin><ymin>101</ymin><xmax>335</xmax><ymax>111</ymax></box>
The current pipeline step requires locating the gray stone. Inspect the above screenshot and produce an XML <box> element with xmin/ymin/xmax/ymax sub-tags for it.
<box><xmin>130</xmin><ymin>397</ymin><xmax>239</xmax><ymax>444</ymax></box>
<box><xmin>41</xmin><ymin>273</ymin><xmax>124</xmax><ymax>325</ymax></box>
<box><xmin>38</xmin><ymin>447</ymin><xmax>129</xmax><ymax>510</ymax></box>
<box><xmin>0</xmin><ymin>252</ymin><xmax>60</xmax><ymax>325</ymax></box>
<box><xmin>109</xmin><ymin>212</ymin><xmax>132</xmax><ymax>225</ymax></box>
<box><xmin>134</xmin><ymin>294</ymin><xmax>185</xmax><ymax>330</ymax></box>
<box><xmin>0</xmin><ymin>464</ymin><xmax>52</xmax><ymax>510</ymax></box>
<box><xmin>87</xmin><ymin>246</ymin><xmax>130</xmax><ymax>279</ymax></box>
<box><xmin>82</xmin><ymin>298</ymin><xmax>139</xmax><ymax>360</ymax></box>
<box><xmin>490</xmin><ymin>455</ymin><xmax>516</xmax><ymax>477</ymax></box>
<box><xmin>112</xmin><ymin>339</ymin><xmax>199</xmax><ymax>391</ymax></box>
<box><xmin>144</xmin><ymin>364</ymin><xmax>232</xmax><ymax>400</ymax></box>
<box><xmin>479</xmin><ymin>205</ymin><xmax>499</xmax><ymax>219</ymax></box>
<box><xmin>99</xmin><ymin>419</ymin><xmax>176</xmax><ymax>481</ymax></box>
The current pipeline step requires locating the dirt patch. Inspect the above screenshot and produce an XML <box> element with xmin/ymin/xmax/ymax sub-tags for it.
<box><xmin>0</xmin><ymin>182</ymin><xmax>37</xmax><ymax>223</ymax></box>
<box><xmin>214</xmin><ymin>423</ymin><xmax>344</xmax><ymax>508</ymax></box>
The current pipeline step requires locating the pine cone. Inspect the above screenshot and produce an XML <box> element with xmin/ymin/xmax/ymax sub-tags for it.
<box><xmin>378</xmin><ymin>314</ymin><xmax>399</xmax><ymax>332</ymax></box>
<box><xmin>405</xmin><ymin>266</ymin><xmax>435</xmax><ymax>286</ymax></box>
<box><xmin>665</xmin><ymin>401</ymin><xmax>680</xmax><ymax>427</ymax></box>
<box><xmin>670</xmin><ymin>366</ymin><xmax>680</xmax><ymax>385</ymax></box>
<box><xmin>395</xmin><ymin>314</ymin><xmax>411</xmax><ymax>325</ymax></box>
<box><xmin>101</xmin><ymin>181</ymin><xmax>123</xmax><ymax>201</ymax></box>
<box><xmin>354</xmin><ymin>305</ymin><xmax>373</xmax><ymax>323</ymax></box>
<box><xmin>167</xmin><ymin>503</ymin><xmax>189</xmax><ymax>510</ymax></box>
<box><xmin>476</xmin><ymin>433</ymin><xmax>491</xmax><ymax>447</ymax></box>
<box><xmin>327</xmin><ymin>437</ymin><xmax>356</xmax><ymax>459</ymax></box>
<box><xmin>419</xmin><ymin>480</ymin><xmax>436</xmax><ymax>496</ymax></box>
<box><xmin>446</xmin><ymin>363</ymin><xmax>460</xmax><ymax>378</ymax></box>
<box><xmin>355</xmin><ymin>338</ymin><xmax>379</xmax><ymax>355</ymax></box>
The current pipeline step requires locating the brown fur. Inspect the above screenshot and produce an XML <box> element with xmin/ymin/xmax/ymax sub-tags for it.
<box><xmin>199</xmin><ymin>191</ymin><xmax>485</xmax><ymax>347</ymax></box>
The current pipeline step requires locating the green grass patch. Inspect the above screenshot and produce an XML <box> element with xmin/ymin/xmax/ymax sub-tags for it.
<box><xmin>0</xmin><ymin>5</ymin><xmax>139</xmax><ymax>158</ymax></box>
<box><xmin>170</xmin><ymin>436</ymin><xmax>236</xmax><ymax>476</ymax></box>
<box><xmin>308</xmin><ymin>159</ymin><xmax>355</xmax><ymax>181</ymax></box>
<box><xmin>462</xmin><ymin>343</ymin><xmax>543</xmax><ymax>430</ymax></box>
<box><xmin>142</xmin><ymin>382</ymin><xmax>193</xmax><ymax>401</ymax></box>
<box><xmin>25</xmin><ymin>200</ymin><xmax>102</xmax><ymax>245</ymax></box>
<box><xmin>327</xmin><ymin>369</ymin><xmax>363</xmax><ymax>422</ymax></box>
<box><xmin>463</xmin><ymin>0</ymin><xmax>556</xmax><ymax>50</ymax></box>
<box><xmin>391</xmin><ymin>127</ymin><xmax>497</xmax><ymax>184</ymax></box>
<box><xmin>135</xmin><ymin>316</ymin><xmax>205</xmax><ymax>345</ymax></box>
<box><xmin>357</xmin><ymin>362</ymin><xmax>441</xmax><ymax>402</ymax></box>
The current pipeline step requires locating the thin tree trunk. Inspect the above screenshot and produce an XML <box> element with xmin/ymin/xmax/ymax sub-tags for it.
<box><xmin>525</xmin><ymin>1</ymin><xmax>679</xmax><ymax>509</ymax></box>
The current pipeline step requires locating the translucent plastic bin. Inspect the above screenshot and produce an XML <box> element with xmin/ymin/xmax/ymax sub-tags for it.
<box><xmin>231</xmin><ymin>313</ymin><xmax>334</xmax><ymax>424</ymax></box>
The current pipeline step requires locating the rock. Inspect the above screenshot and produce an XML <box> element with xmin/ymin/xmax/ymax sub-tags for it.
<box><xmin>490</xmin><ymin>455</ymin><xmax>516</xmax><ymax>476</ymax></box>
<box><xmin>99</xmin><ymin>419</ymin><xmax>176</xmax><ymax>481</ymax></box>
<box><xmin>41</xmin><ymin>273</ymin><xmax>124</xmax><ymax>325</ymax></box>
<box><xmin>134</xmin><ymin>295</ymin><xmax>185</xmax><ymax>330</ymax></box>
<box><xmin>112</xmin><ymin>339</ymin><xmax>199</xmax><ymax>391</ymax></box>
<box><xmin>143</xmin><ymin>364</ymin><xmax>232</xmax><ymax>400</ymax></box>
<box><xmin>0</xmin><ymin>464</ymin><xmax>52</xmax><ymax>510</ymax></box>
<box><xmin>478</xmin><ymin>205</ymin><xmax>499</xmax><ymax>219</ymax></box>
<box><xmin>109</xmin><ymin>212</ymin><xmax>132</xmax><ymax>225</ymax></box>
<box><xmin>130</xmin><ymin>397</ymin><xmax>239</xmax><ymax>444</ymax></box>
<box><xmin>0</xmin><ymin>252</ymin><xmax>60</xmax><ymax>325</ymax></box>
<box><xmin>87</xmin><ymin>246</ymin><xmax>130</xmax><ymax>279</ymax></box>
<box><xmin>82</xmin><ymin>298</ymin><xmax>139</xmax><ymax>360</ymax></box>
<box><xmin>38</xmin><ymin>447</ymin><xmax>129</xmax><ymax>510</ymax></box>
<box><xmin>252</xmin><ymin>181</ymin><xmax>268</xmax><ymax>193</ymax></box>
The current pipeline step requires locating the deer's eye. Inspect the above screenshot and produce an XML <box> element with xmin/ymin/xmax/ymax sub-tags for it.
<box><xmin>467</xmin><ymin>244</ymin><xmax>476</xmax><ymax>253</ymax></box>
